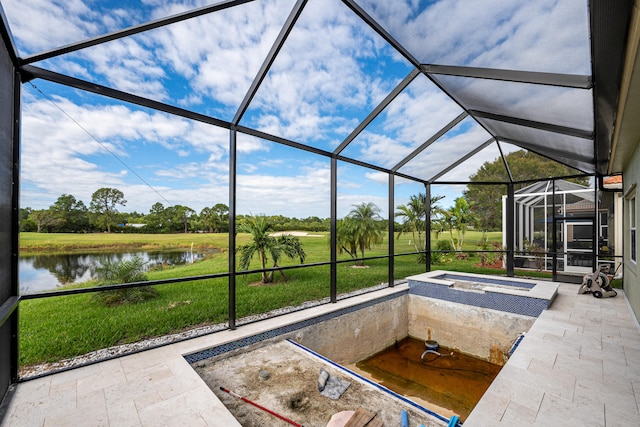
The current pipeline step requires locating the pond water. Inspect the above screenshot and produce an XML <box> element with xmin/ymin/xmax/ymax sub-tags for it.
<box><xmin>19</xmin><ymin>250</ymin><xmax>207</xmax><ymax>294</ymax></box>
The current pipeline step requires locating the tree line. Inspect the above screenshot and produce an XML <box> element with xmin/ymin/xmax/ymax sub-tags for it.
<box><xmin>20</xmin><ymin>151</ymin><xmax>587</xmax><ymax>235</ymax></box>
<box><xmin>19</xmin><ymin>188</ymin><xmax>330</xmax><ymax>234</ymax></box>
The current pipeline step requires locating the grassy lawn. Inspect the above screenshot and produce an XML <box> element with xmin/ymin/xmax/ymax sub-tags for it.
<box><xmin>18</xmin><ymin>230</ymin><xmax>517</xmax><ymax>367</ymax></box>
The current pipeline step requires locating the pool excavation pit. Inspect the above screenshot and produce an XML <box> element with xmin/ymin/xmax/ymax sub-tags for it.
<box><xmin>354</xmin><ymin>336</ymin><xmax>502</xmax><ymax>422</ymax></box>
<box><xmin>189</xmin><ymin>272</ymin><xmax>559</xmax><ymax>426</ymax></box>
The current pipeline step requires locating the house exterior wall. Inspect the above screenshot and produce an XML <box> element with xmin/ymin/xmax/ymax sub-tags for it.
<box><xmin>624</xmin><ymin>144</ymin><xmax>640</xmax><ymax>322</ymax></box>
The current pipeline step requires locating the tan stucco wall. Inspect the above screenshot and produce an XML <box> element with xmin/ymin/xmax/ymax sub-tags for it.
<box><xmin>407</xmin><ymin>295</ymin><xmax>535</xmax><ymax>365</ymax></box>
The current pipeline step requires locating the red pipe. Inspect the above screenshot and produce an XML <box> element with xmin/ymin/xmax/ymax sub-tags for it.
<box><xmin>219</xmin><ymin>386</ymin><xmax>304</xmax><ymax>427</ymax></box>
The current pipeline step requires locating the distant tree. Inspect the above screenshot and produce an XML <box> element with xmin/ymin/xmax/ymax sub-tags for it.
<box><xmin>126</xmin><ymin>211</ymin><xmax>146</xmax><ymax>223</ymax></box>
<box><xmin>336</xmin><ymin>202</ymin><xmax>384</xmax><ymax>266</ymax></box>
<box><xmin>20</xmin><ymin>207</ymin><xmax>37</xmax><ymax>232</ymax></box>
<box><xmin>89</xmin><ymin>188</ymin><xmax>126</xmax><ymax>233</ymax></box>
<box><xmin>237</xmin><ymin>215</ymin><xmax>306</xmax><ymax>284</ymax></box>
<box><xmin>200</xmin><ymin>203</ymin><xmax>229</xmax><ymax>233</ymax></box>
<box><xmin>145</xmin><ymin>202</ymin><xmax>166</xmax><ymax>232</ymax></box>
<box><xmin>464</xmin><ymin>150</ymin><xmax>590</xmax><ymax>231</ymax></box>
<box><xmin>30</xmin><ymin>209</ymin><xmax>58</xmax><ymax>233</ymax></box>
<box><xmin>167</xmin><ymin>205</ymin><xmax>196</xmax><ymax>233</ymax></box>
<box><xmin>50</xmin><ymin>194</ymin><xmax>89</xmax><ymax>232</ymax></box>
<box><xmin>303</xmin><ymin>216</ymin><xmax>328</xmax><ymax>232</ymax></box>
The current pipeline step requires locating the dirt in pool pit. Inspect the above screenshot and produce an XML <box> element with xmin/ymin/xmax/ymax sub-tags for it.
<box><xmin>194</xmin><ymin>340</ymin><xmax>447</xmax><ymax>427</ymax></box>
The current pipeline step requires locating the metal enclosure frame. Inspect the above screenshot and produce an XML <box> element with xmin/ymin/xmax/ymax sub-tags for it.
<box><xmin>0</xmin><ymin>0</ymin><xmax>634</xmax><ymax>405</ymax></box>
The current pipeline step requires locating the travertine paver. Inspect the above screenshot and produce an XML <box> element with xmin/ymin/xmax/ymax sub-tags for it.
<box><xmin>2</xmin><ymin>283</ymin><xmax>640</xmax><ymax>426</ymax></box>
<box><xmin>1</xmin><ymin>287</ymin><xmax>405</xmax><ymax>427</ymax></box>
<box><xmin>1</xmin><ymin>345</ymin><xmax>243</xmax><ymax>427</ymax></box>
<box><xmin>465</xmin><ymin>284</ymin><xmax>640</xmax><ymax>426</ymax></box>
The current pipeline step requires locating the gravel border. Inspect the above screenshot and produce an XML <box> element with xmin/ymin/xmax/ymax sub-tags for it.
<box><xmin>19</xmin><ymin>282</ymin><xmax>402</xmax><ymax>380</ymax></box>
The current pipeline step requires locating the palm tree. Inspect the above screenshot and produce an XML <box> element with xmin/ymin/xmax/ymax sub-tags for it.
<box><xmin>445</xmin><ymin>197</ymin><xmax>475</xmax><ymax>251</ymax></box>
<box><xmin>94</xmin><ymin>256</ymin><xmax>157</xmax><ymax>306</ymax></box>
<box><xmin>336</xmin><ymin>217</ymin><xmax>359</xmax><ymax>260</ymax></box>
<box><xmin>237</xmin><ymin>215</ymin><xmax>306</xmax><ymax>284</ymax></box>
<box><xmin>343</xmin><ymin>202</ymin><xmax>384</xmax><ymax>266</ymax></box>
<box><xmin>395</xmin><ymin>193</ymin><xmax>444</xmax><ymax>262</ymax></box>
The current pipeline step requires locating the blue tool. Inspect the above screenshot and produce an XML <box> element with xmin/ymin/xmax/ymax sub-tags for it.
<box><xmin>401</xmin><ymin>410</ymin><xmax>409</xmax><ymax>427</ymax></box>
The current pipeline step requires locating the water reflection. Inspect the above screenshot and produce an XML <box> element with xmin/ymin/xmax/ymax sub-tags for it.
<box><xmin>19</xmin><ymin>251</ymin><xmax>204</xmax><ymax>294</ymax></box>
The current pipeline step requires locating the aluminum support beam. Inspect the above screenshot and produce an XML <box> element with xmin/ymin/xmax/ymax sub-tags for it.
<box><xmin>425</xmin><ymin>183</ymin><xmax>431</xmax><ymax>272</ymax></box>
<box><xmin>495</xmin><ymin>141</ymin><xmax>514</xmax><ymax>183</ymax></box>
<box><xmin>335</xmin><ymin>69</ymin><xmax>420</xmax><ymax>155</ymax></box>
<box><xmin>392</xmin><ymin>112</ymin><xmax>468</xmax><ymax>172</ymax></box>
<box><xmin>232</xmin><ymin>0</ymin><xmax>307</xmax><ymax>125</ymax></box>
<box><xmin>9</xmin><ymin>68</ymin><xmax>19</xmax><ymax>383</ymax></box>
<box><xmin>422</xmin><ymin>64</ymin><xmax>592</xmax><ymax>88</ymax></box>
<box><xmin>471</xmin><ymin>110</ymin><xmax>594</xmax><ymax>140</ymax></box>
<box><xmin>552</xmin><ymin>180</ymin><xmax>558</xmax><ymax>281</ymax></box>
<box><xmin>428</xmin><ymin>138</ymin><xmax>495</xmax><ymax>182</ymax></box>
<box><xmin>388</xmin><ymin>174</ymin><xmax>394</xmax><ymax>286</ymax></box>
<box><xmin>20</xmin><ymin>65</ymin><xmax>232</xmax><ymax>129</ymax></box>
<box><xmin>330</xmin><ymin>157</ymin><xmax>337</xmax><ymax>302</ymax></box>
<box><xmin>506</xmin><ymin>183</ymin><xmax>515</xmax><ymax>276</ymax></box>
<box><xmin>228</xmin><ymin>128</ymin><xmax>237</xmax><ymax>329</ymax></box>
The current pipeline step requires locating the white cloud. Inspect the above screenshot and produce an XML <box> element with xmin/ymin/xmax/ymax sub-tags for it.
<box><xmin>397</xmin><ymin>121</ymin><xmax>494</xmax><ymax>181</ymax></box>
<box><xmin>357</xmin><ymin>0</ymin><xmax>590</xmax><ymax>74</ymax></box>
<box><xmin>241</xmin><ymin>0</ymin><xmax>408</xmax><ymax>143</ymax></box>
<box><xmin>2</xmin><ymin>0</ymin><xmax>99</xmax><ymax>54</ymax></box>
<box><xmin>81</xmin><ymin>37</ymin><xmax>169</xmax><ymax>99</ymax></box>
<box><xmin>344</xmin><ymin>76</ymin><xmax>465</xmax><ymax>168</ymax></box>
<box><xmin>18</xmin><ymin>82</ymin><xmax>298</xmax><ymax>213</ymax></box>
<box><xmin>19</xmin><ymin>93</ymin><xmax>236</xmax><ymax>211</ymax></box>
<box><xmin>236</xmin><ymin>165</ymin><xmax>332</xmax><ymax>218</ymax></box>
<box><xmin>146</xmin><ymin>0</ymin><xmax>296</xmax><ymax>111</ymax></box>
<box><xmin>6</xmin><ymin>0</ymin><xmax>595</xmax><ymax>219</ymax></box>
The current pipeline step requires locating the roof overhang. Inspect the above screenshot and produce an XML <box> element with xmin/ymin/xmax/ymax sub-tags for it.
<box><xmin>610</xmin><ymin>0</ymin><xmax>640</xmax><ymax>174</ymax></box>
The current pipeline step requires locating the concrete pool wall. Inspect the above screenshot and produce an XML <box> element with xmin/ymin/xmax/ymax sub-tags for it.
<box><xmin>292</xmin><ymin>292</ymin><xmax>408</xmax><ymax>365</ymax></box>
<box><xmin>186</xmin><ymin>272</ymin><xmax>550</xmax><ymax>367</ymax></box>
<box><xmin>408</xmin><ymin>295</ymin><xmax>535</xmax><ymax>365</ymax></box>
<box><xmin>186</xmin><ymin>289</ymin><xmax>410</xmax><ymax>366</ymax></box>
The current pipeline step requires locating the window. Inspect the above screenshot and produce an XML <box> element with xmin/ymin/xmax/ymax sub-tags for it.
<box><xmin>631</xmin><ymin>195</ymin><xmax>637</xmax><ymax>263</ymax></box>
<box><xmin>599</xmin><ymin>211</ymin><xmax>608</xmax><ymax>243</ymax></box>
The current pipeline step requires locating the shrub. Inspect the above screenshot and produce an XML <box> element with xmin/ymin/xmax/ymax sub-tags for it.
<box><xmin>93</xmin><ymin>256</ymin><xmax>157</xmax><ymax>306</ymax></box>
<box><xmin>479</xmin><ymin>252</ymin><xmax>490</xmax><ymax>266</ymax></box>
<box><xmin>431</xmin><ymin>239</ymin><xmax>454</xmax><ymax>263</ymax></box>
<box><xmin>435</xmin><ymin>239</ymin><xmax>454</xmax><ymax>251</ymax></box>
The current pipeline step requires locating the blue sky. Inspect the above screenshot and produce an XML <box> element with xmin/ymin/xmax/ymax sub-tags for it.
<box><xmin>2</xmin><ymin>0</ymin><xmax>592</xmax><ymax>219</ymax></box>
